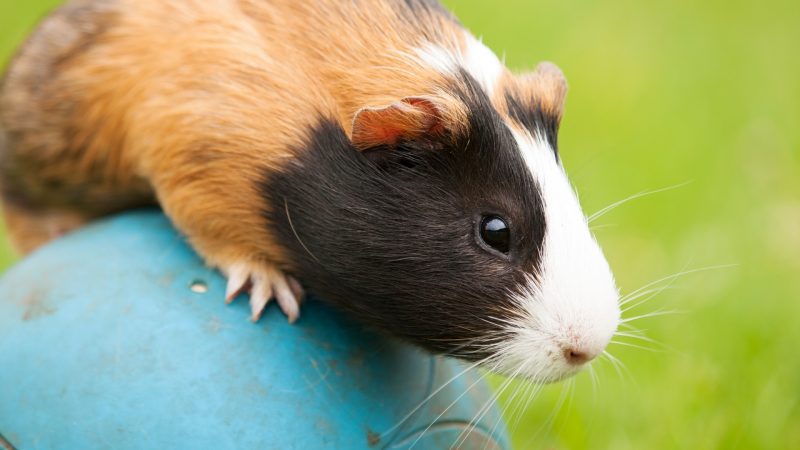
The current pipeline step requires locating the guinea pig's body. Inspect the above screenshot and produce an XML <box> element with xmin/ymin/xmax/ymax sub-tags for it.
<box><xmin>0</xmin><ymin>0</ymin><xmax>620</xmax><ymax>381</ymax></box>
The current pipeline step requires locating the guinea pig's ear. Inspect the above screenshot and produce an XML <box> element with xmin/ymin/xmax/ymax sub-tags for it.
<box><xmin>350</xmin><ymin>97</ymin><xmax>447</xmax><ymax>151</ymax></box>
<box><xmin>516</xmin><ymin>62</ymin><xmax>568</xmax><ymax>121</ymax></box>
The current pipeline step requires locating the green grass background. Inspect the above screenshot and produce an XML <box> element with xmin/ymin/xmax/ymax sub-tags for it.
<box><xmin>2</xmin><ymin>1</ymin><xmax>798</xmax><ymax>448</ymax></box>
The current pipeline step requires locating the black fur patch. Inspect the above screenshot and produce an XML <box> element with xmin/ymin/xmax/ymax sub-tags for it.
<box><xmin>262</xmin><ymin>73</ymin><xmax>547</xmax><ymax>361</ymax></box>
<box><xmin>505</xmin><ymin>93</ymin><xmax>561</xmax><ymax>159</ymax></box>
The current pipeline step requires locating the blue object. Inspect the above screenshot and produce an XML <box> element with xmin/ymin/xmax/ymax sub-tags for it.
<box><xmin>0</xmin><ymin>210</ymin><xmax>509</xmax><ymax>449</ymax></box>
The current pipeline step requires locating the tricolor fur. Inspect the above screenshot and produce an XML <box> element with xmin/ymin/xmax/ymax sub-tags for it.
<box><xmin>0</xmin><ymin>0</ymin><xmax>619</xmax><ymax>381</ymax></box>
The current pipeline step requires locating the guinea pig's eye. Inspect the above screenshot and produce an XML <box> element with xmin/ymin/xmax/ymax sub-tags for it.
<box><xmin>479</xmin><ymin>215</ymin><xmax>510</xmax><ymax>254</ymax></box>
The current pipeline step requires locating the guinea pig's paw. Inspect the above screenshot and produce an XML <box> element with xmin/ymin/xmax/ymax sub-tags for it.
<box><xmin>223</xmin><ymin>262</ymin><xmax>304</xmax><ymax>324</ymax></box>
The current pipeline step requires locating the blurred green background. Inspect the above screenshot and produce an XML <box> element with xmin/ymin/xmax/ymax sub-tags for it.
<box><xmin>1</xmin><ymin>0</ymin><xmax>798</xmax><ymax>448</ymax></box>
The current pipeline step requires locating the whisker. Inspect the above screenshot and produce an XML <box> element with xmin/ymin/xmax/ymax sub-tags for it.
<box><xmin>619</xmin><ymin>264</ymin><xmax>736</xmax><ymax>305</ymax></box>
<box><xmin>407</xmin><ymin>365</ymin><xmax>498</xmax><ymax>450</ymax></box>
<box><xmin>496</xmin><ymin>366</ymin><xmax>547</xmax><ymax>448</ymax></box>
<box><xmin>609</xmin><ymin>339</ymin><xmax>660</xmax><ymax>353</ymax></box>
<box><xmin>381</xmin><ymin>353</ymin><xmax>495</xmax><ymax>439</ymax></box>
<box><xmin>622</xmin><ymin>292</ymin><xmax>676</xmax><ymax>315</ymax></box>
<box><xmin>508</xmin><ymin>369</ymin><xmax>547</xmax><ymax>438</ymax></box>
<box><xmin>616</xmin><ymin>324</ymin><xmax>648</xmax><ymax>333</ymax></box>
<box><xmin>614</xmin><ymin>331</ymin><xmax>663</xmax><ymax>346</ymax></box>
<box><xmin>457</xmin><ymin>369</ymin><xmax>521</xmax><ymax>448</ymax></box>
<box><xmin>604</xmin><ymin>350</ymin><xmax>642</xmax><ymax>393</ymax></box>
<box><xmin>522</xmin><ymin>376</ymin><xmax>572</xmax><ymax>448</ymax></box>
<box><xmin>619</xmin><ymin>284</ymin><xmax>674</xmax><ymax>308</ymax></box>
<box><xmin>600</xmin><ymin>351</ymin><xmax>626</xmax><ymax>382</ymax></box>
<box><xmin>284</xmin><ymin>199</ymin><xmax>320</xmax><ymax>263</ymax></box>
<box><xmin>561</xmin><ymin>378</ymin><xmax>578</xmax><ymax>432</ymax></box>
<box><xmin>484</xmin><ymin>376</ymin><xmax>528</xmax><ymax>450</ymax></box>
<box><xmin>587</xmin><ymin>181</ymin><xmax>691</xmax><ymax>223</ymax></box>
<box><xmin>589</xmin><ymin>223</ymin><xmax>617</xmax><ymax>231</ymax></box>
<box><xmin>453</xmin><ymin>364</ymin><xmax>525</xmax><ymax>449</ymax></box>
<box><xmin>621</xmin><ymin>309</ymin><xmax>684</xmax><ymax>324</ymax></box>
<box><xmin>587</xmin><ymin>364</ymin><xmax>600</xmax><ymax>402</ymax></box>
<box><xmin>614</xmin><ymin>330</ymin><xmax>684</xmax><ymax>356</ymax></box>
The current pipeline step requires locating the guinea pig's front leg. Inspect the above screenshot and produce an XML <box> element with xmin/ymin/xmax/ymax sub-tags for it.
<box><xmin>222</xmin><ymin>261</ymin><xmax>304</xmax><ymax>323</ymax></box>
<box><xmin>145</xmin><ymin>157</ymin><xmax>304</xmax><ymax>323</ymax></box>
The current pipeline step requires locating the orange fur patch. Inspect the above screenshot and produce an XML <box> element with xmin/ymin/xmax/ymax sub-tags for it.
<box><xmin>0</xmin><ymin>0</ymin><xmax>554</xmax><ymax>272</ymax></box>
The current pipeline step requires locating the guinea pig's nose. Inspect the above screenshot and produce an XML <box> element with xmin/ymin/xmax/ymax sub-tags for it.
<box><xmin>562</xmin><ymin>345</ymin><xmax>599</xmax><ymax>366</ymax></box>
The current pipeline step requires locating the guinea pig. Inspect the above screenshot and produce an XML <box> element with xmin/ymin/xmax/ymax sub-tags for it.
<box><xmin>0</xmin><ymin>0</ymin><xmax>620</xmax><ymax>382</ymax></box>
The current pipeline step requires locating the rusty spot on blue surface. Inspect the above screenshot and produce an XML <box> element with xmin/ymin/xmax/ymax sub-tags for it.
<box><xmin>20</xmin><ymin>291</ymin><xmax>55</xmax><ymax>321</ymax></box>
<box><xmin>0</xmin><ymin>432</ymin><xmax>18</xmax><ymax>450</ymax></box>
<box><xmin>366</xmin><ymin>428</ymin><xmax>380</xmax><ymax>446</ymax></box>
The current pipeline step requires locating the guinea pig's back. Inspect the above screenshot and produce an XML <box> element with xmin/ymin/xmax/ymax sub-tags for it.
<box><xmin>0</xmin><ymin>0</ymin><xmax>333</xmax><ymax>252</ymax></box>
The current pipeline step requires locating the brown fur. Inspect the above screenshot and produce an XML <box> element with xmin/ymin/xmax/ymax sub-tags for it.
<box><xmin>0</xmin><ymin>0</ymin><xmax>564</xmax><ymax>272</ymax></box>
<box><xmin>511</xmin><ymin>62</ymin><xmax>568</xmax><ymax>121</ymax></box>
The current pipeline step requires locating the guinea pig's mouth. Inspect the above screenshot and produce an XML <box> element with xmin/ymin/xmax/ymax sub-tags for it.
<box><xmin>484</xmin><ymin>342</ymin><xmax>607</xmax><ymax>384</ymax></box>
<box><xmin>483</xmin><ymin>341</ymin><xmax>609</xmax><ymax>384</ymax></box>
<box><xmin>537</xmin><ymin>368</ymin><xmax>583</xmax><ymax>384</ymax></box>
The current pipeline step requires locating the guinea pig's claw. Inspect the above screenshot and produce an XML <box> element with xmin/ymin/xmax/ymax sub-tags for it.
<box><xmin>280</xmin><ymin>276</ymin><xmax>305</xmax><ymax>324</ymax></box>
<box><xmin>249</xmin><ymin>273</ymin><xmax>274</xmax><ymax>322</ymax></box>
<box><xmin>223</xmin><ymin>262</ymin><xmax>303</xmax><ymax>323</ymax></box>
<box><xmin>288</xmin><ymin>276</ymin><xmax>305</xmax><ymax>301</ymax></box>
<box><xmin>225</xmin><ymin>265</ymin><xmax>250</xmax><ymax>304</ymax></box>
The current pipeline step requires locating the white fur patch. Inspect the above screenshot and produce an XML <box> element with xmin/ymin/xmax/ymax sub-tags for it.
<box><xmin>461</xmin><ymin>34</ymin><xmax>504</xmax><ymax>97</ymax></box>
<box><xmin>413</xmin><ymin>33</ymin><xmax>504</xmax><ymax>97</ymax></box>
<box><xmin>493</xmin><ymin>130</ymin><xmax>620</xmax><ymax>381</ymax></box>
<box><xmin>414</xmin><ymin>43</ymin><xmax>458</xmax><ymax>75</ymax></box>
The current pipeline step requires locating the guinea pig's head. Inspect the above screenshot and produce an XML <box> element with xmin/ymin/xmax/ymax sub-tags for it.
<box><xmin>265</xmin><ymin>64</ymin><xmax>619</xmax><ymax>383</ymax></box>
